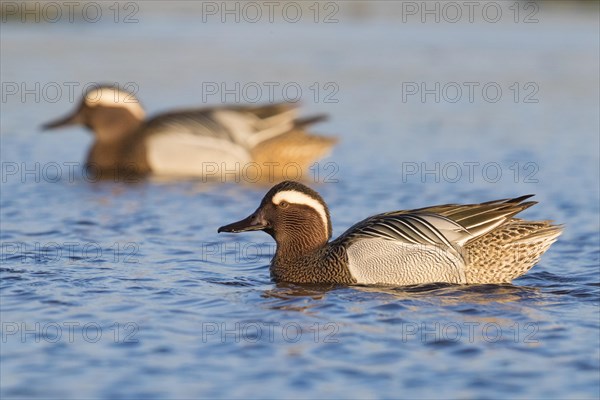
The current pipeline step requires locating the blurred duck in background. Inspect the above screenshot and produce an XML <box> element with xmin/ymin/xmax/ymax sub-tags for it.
<box><xmin>42</xmin><ymin>85</ymin><xmax>336</xmax><ymax>182</ymax></box>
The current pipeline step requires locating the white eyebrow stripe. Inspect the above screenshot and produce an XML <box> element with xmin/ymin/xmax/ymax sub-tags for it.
<box><xmin>272</xmin><ymin>190</ymin><xmax>328</xmax><ymax>233</ymax></box>
<box><xmin>84</xmin><ymin>88</ymin><xmax>145</xmax><ymax>120</ymax></box>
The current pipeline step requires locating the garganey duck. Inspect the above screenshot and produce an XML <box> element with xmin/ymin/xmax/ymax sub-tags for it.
<box><xmin>42</xmin><ymin>86</ymin><xmax>336</xmax><ymax>181</ymax></box>
<box><xmin>218</xmin><ymin>181</ymin><xmax>562</xmax><ymax>285</ymax></box>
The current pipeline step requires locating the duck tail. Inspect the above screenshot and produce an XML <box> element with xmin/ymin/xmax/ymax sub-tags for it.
<box><xmin>250</xmin><ymin>130</ymin><xmax>338</xmax><ymax>181</ymax></box>
<box><xmin>463</xmin><ymin>219</ymin><xmax>563</xmax><ymax>283</ymax></box>
<box><xmin>293</xmin><ymin>114</ymin><xmax>329</xmax><ymax>129</ymax></box>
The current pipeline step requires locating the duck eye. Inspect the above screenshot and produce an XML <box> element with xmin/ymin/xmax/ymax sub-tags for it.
<box><xmin>279</xmin><ymin>201</ymin><xmax>289</xmax><ymax>209</ymax></box>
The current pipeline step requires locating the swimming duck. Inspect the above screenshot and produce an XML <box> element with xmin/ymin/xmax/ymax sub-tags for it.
<box><xmin>218</xmin><ymin>181</ymin><xmax>562</xmax><ymax>285</ymax></box>
<box><xmin>42</xmin><ymin>86</ymin><xmax>336</xmax><ymax>181</ymax></box>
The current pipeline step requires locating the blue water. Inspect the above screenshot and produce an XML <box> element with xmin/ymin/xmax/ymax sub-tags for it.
<box><xmin>1</xmin><ymin>3</ymin><xmax>599</xmax><ymax>399</ymax></box>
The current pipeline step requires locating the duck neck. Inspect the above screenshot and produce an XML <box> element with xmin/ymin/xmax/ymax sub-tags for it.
<box><xmin>87</xmin><ymin>127</ymin><xmax>148</xmax><ymax>180</ymax></box>
<box><xmin>86</xmin><ymin>140</ymin><xmax>125</xmax><ymax>178</ymax></box>
<box><xmin>272</xmin><ymin>227</ymin><xmax>329</xmax><ymax>264</ymax></box>
<box><xmin>92</xmin><ymin>115</ymin><xmax>143</xmax><ymax>146</ymax></box>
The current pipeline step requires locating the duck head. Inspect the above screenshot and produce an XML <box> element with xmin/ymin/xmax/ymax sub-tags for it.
<box><xmin>219</xmin><ymin>181</ymin><xmax>333</xmax><ymax>252</ymax></box>
<box><xmin>42</xmin><ymin>85</ymin><xmax>146</xmax><ymax>143</ymax></box>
